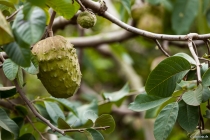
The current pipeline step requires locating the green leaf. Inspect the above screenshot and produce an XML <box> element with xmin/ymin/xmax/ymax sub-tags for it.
<box><xmin>3</xmin><ymin>42</ymin><xmax>31</xmax><ymax>67</ymax></box>
<box><xmin>0</xmin><ymin>108</ymin><xmax>19</xmax><ymax>138</ymax></box>
<box><xmin>174</xmin><ymin>53</ymin><xmax>196</xmax><ymax>65</ymax></box>
<box><xmin>145</xmin><ymin>56</ymin><xmax>191</xmax><ymax>97</ymax></box>
<box><xmin>202</xmin><ymin>68</ymin><xmax>210</xmax><ymax>86</ymax></box>
<box><xmin>27</xmin><ymin>0</ymin><xmax>46</xmax><ymax>7</ymax></box>
<box><xmin>45</xmin><ymin>0</ymin><xmax>80</xmax><ymax>19</ymax></box>
<box><xmin>17</xmin><ymin>67</ymin><xmax>24</xmax><ymax>87</ymax></box>
<box><xmin>22</xmin><ymin>55</ymin><xmax>39</xmax><ymax>75</ymax></box>
<box><xmin>154</xmin><ymin>102</ymin><xmax>179</xmax><ymax>140</ymax></box>
<box><xmin>44</xmin><ymin>101</ymin><xmax>65</xmax><ymax>123</ymax></box>
<box><xmin>84</xmin><ymin>129</ymin><xmax>104</xmax><ymax>140</ymax></box>
<box><xmin>3</xmin><ymin>59</ymin><xmax>18</xmax><ymax>80</ymax></box>
<box><xmin>13</xmin><ymin>6</ymin><xmax>46</xmax><ymax>45</ymax></box>
<box><xmin>204</xmin><ymin>110</ymin><xmax>210</xmax><ymax>119</ymax></box>
<box><xmin>95</xmin><ymin>114</ymin><xmax>115</xmax><ymax>134</ymax></box>
<box><xmin>177</xmin><ymin>100</ymin><xmax>199</xmax><ymax>133</ymax></box>
<box><xmin>182</xmin><ymin>84</ymin><xmax>202</xmax><ymax>106</ymax></box>
<box><xmin>83</xmin><ymin>110</ymin><xmax>98</xmax><ymax>123</ymax></box>
<box><xmin>17</xmin><ymin>133</ymin><xmax>36</xmax><ymax>140</ymax></box>
<box><xmin>57</xmin><ymin>117</ymin><xmax>71</xmax><ymax>129</ymax></box>
<box><xmin>49</xmin><ymin>97</ymin><xmax>78</xmax><ymax>116</ymax></box>
<box><xmin>172</xmin><ymin>0</ymin><xmax>199</xmax><ymax>34</ymax></box>
<box><xmin>34</xmin><ymin>104</ymin><xmax>51</xmax><ymax>120</ymax></box>
<box><xmin>15</xmin><ymin>105</ymin><xmax>28</xmax><ymax>116</ymax></box>
<box><xmin>0</xmin><ymin>10</ymin><xmax>14</xmax><ymax>45</ymax></box>
<box><xmin>0</xmin><ymin>0</ymin><xmax>18</xmax><ymax>8</ymax></box>
<box><xmin>146</xmin><ymin>0</ymin><xmax>162</xmax><ymax>5</ymax></box>
<box><xmin>1</xmin><ymin>129</ymin><xmax>14</xmax><ymax>140</ymax></box>
<box><xmin>0</xmin><ymin>86</ymin><xmax>16</xmax><ymax>98</ymax></box>
<box><xmin>103</xmin><ymin>83</ymin><xmax>129</xmax><ymax>102</ymax></box>
<box><xmin>129</xmin><ymin>94</ymin><xmax>171</xmax><ymax>111</ymax></box>
<box><xmin>121</xmin><ymin>0</ymin><xmax>131</xmax><ymax>14</ymax></box>
<box><xmin>202</xmin><ymin>87</ymin><xmax>210</xmax><ymax>102</ymax></box>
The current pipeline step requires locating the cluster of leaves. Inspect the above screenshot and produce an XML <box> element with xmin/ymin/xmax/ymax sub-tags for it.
<box><xmin>129</xmin><ymin>53</ymin><xmax>210</xmax><ymax>140</ymax></box>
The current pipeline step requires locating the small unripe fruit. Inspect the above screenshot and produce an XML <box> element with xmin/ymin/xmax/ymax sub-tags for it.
<box><xmin>77</xmin><ymin>11</ymin><xmax>97</xmax><ymax>29</ymax></box>
<box><xmin>32</xmin><ymin>35</ymin><xmax>82</xmax><ymax>98</ymax></box>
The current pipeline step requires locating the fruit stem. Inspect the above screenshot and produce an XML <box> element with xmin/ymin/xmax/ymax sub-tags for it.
<box><xmin>47</xmin><ymin>10</ymin><xmax>56</xmax><ymax>37</ymax></box>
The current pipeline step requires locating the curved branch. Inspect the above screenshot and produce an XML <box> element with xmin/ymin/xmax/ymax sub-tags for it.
<box><xmin>80</xmin><ymin>0</ymin><xmax>210</xmax><ymax>41</ymax></box>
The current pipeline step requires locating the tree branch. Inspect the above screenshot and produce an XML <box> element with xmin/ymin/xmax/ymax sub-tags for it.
<box><xmin>79</xmin><ymin>0</ymin><xmax>210</xmax><ymax>41</ymax></box>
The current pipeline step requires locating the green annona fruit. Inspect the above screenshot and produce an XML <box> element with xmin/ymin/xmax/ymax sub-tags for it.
<box><xmin>77</xmin><ymin>10</ymin><xmax>97</xmax><ymax>29</ymax></box>
<box><xmin>32</xmin><ymin>35</ymin><xmax>82</xmax><ymax>98</ymax></box>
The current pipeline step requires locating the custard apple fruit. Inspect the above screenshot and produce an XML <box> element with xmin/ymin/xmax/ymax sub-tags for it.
<box><xmin>77</xmin><ymin>10</ymin><xmax>97</xmax><ymax>29</ymax></box>
<box><xmin>32</xmin><ymin>35</ymin><xmax>82</xmax><ymax>98</ymax></box>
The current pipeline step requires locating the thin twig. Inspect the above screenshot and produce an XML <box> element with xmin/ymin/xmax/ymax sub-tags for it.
<box><xmin>155</xmin><ymin>39</ymin><xmax>170</xmax><ymax>57</ymax></box>
<box><xmin>186</xmin><ymin>34</ymin><xmax>202</xmax><ymax>83</ymax></box>
<box><xmin>13</xmin><ymin>79</ymin><xmax>65</xmax><ymax>135</ymax></box>
<box><xmin>47</xmin><ymin>10</ymin><xmax>56</xmax><ymax>37</ymax></box>
<box><xmin>6</xmin><ymin>6</ymin><xmax>23</xmax><ymax>22</ymax></box>
<box><xmin>76</xmin><ymin>0</ymin><xmax>87</xmax><ymax>11</ymax></box>
<box><xmin>63</xmin><ymin>126</ymin><xmax>110</xmax><ymax>132</ymax></box>
<box><xmin>192</xmin><ymin>41</ymin><xmax>198</xmax><ymax>55</ymax></box>
<box><xmin>26</xmin><ymin>116</ymin><xmax>47</xmax><ymax>140</ymax></box>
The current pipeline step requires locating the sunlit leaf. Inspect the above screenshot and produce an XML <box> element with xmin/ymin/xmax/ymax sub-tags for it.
<box><xmin>145</xmin><ymin>56</ymin><xmax>191</xmax><ymax>97</ymax></box>
<box><xmin>154</xmin><ymin>102</ymin><xmax>179</xmax><ymax>140</ymax></box>
<box><xmin>174</xmin><ymin>53</ymin><xmax>196</xmax><ymax>65</ymax></box>
<box><xmin>0</xmin><ymin>10</ymin><xmax>14</xmax><ymax>45</ymax></box>
<box><xmin>0</xmin><ymin>0</ymin><xmax>18</xmax><ymax>8</ymax></box>
<box><xmin>45</xmin><ymin>0</ymin><xmax>80</xmax><ymax>19</ymax></box>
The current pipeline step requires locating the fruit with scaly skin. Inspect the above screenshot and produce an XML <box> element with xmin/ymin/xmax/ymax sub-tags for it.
<box><xmin>32</xmin><ymin>35</ymin><xmax>82</xmax><ymax>98</ymax></box>
<box><xmin>77</xmin><ymin>10</ymin><xmax>97</xmax><ymax>29</ymax></box>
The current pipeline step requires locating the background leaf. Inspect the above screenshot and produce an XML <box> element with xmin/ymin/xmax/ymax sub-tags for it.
<box><xmin>103</xmin><ymin>83</ymin><xmax>129</xmax><ymax>102</ymax></box>
<box><xmin>0</xmin><ymin>0</ymin><xmax>18</xmax><ymax>8</ymax></box>
<box><xmin>84</xmin><ymin>129</ymin><xmax>104</xmax><ymax>140</ymax></box>
<box><xmin>0</xmin><ymin>108</ymin><xmax>19</xmax><ymax>138</ymax></box>
<box><xmin>17</xmin><ymin>133</ymin><xmax>36</xmax><ymax>140</ymax></box>
<box><xmin>13</xmin><ymin>6</ymin><xmax>46</xmax><ymax>45</ymax></box>
<box><xmin>129</xmin><ymin>94</ymin><xmax>171</xmax><ymax>111</ymax></box>
<box><xmin>202</xmin><ymin>68</ymin><xmax>210</xmax><ymax>86</ymax></box>
<box><xmin>95</xmin><ymin>114</ymin><xmax>115</xmax><ymax>134</ymax></box>
<box><xmin>0</xmin><ymin>10</ymin><xmax>14</xmax><ymax>45</ymax></box>
<box><xmin>145</xmin><ymin>56</ymin><xmax>191</xmax><ymax>97</ymax></box>
<box><xmin>177</xmin><ymin>100</ymin><xmax>199</xmax><ymax>133</ymax></box>
<box><xmin>182</xmin><ymin>84</ymin><xmax>202</xmax><ymax>106</ymax></box>
<box><xmin>172</xmin><ymin>0</ymin><xmax>199</xmax><ymax>34</ymax></box>
<box><xmin>44</xmin><ymin>101</ymin><xmax>65</xmax><ymax>123</ymax></box>
<box><xmin>154</xmin><ymin>102</ymin><xmax>179</xmax><ymax>140</ymax></box>
<box><xmin>3</xmin><ymin>59</ymin><xmax>18</xmax><ymax>80</ymax></box>
<box><xmin>83</xmin><ymin>110</ymin><xmax>98</xmax><ymax>123</ymax></box>
<box><xmin>4</xmin><ymin>42</ymin><xmax>31</xmax><ymax>67</ymax></box>
<box><xmin>45</xmin><ymin>0</ymin><xmax>80</xmax><ymax>19</ymax></box>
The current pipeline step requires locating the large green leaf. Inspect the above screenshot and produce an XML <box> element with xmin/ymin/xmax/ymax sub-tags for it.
<box><xmin>3</xmin><ymin>59</ymin><xmax>18</xmax><ymax>80</ymax></box>
<box><xmin>202</xmin><ymin>68</ymin><xmax>210</xmax><ymax>86</ymax></box>
<box><xmin>84</xmin><ymin>129</ymin><xmax>104</xmax><ymax>140</ymax></box>
<box><xmin>145</xmin><ymin>56</ymin><xmax>191</xmax><ymax>97</ymax></box>
<box><xmin>202</xmin><ymin>87</ymin><xmax>210</xmax><ymax>102</ymax></box>
<box><xmin>0</xmin><ymin>86</ymin><xmax>16</xmax><ymax>98</ymax></box>
<box><xmin>103</xmin><ymin>83</ymin><xmax>129</xmax><ymax>102</ymax></box>
<box><xmin>172</xmin><ymin>0</ymin><xmax>199</xmax><ymax>34</ymax></box>
<box><xmin>177</xmin><ymin>100</ymin><xmax>199</xmax><ymax>133</ymax></box>
<box><xmin>13</xmin><ymin>6</ymin><xmax>46</xmax><ymax>45</ymax></box>
<box><xmin>17</xmin><ymin>133</ymin><xmax>36</xmax><ymax>140</ymax></box>
<box><xmin>3</xmin><ymin>42</ymin><xmax>31</xmax><ymax>67</ymax></box>
<box><xmin>0</xmin><ymin>108</ymin><xmax>19</xmax><ymax>138</ymax></box>
<box><xmin>95</xmin><ymin>114</ymin><xmax>115</xmax><ymax>134</ymax></box>
<box><xmin>154</xmin><ymin>102</ymin><xmax>179</xmax><ymax>140</ymax></box>
<box><xmin>182</xmin><ymin>84</ymin><xmax>202</xmax><ymax>106</ymax></box>
<box><xmin>174</xmin><ymin>53</ymin><xmax>196</xmax><ymax>65</ymax></box>
<box><xmin>44</xmin><ymin>101</ymin><xmax>65</xmax><ymax>123</ymax></box>
<box><xmin>45</xmin><ymin>0</ymin><xmax>80</xmax><ymax>19</ymax></box>
<box><xmin>129</xmin><ymin>93</ymin><xmax>171</xmax><ymax>111</ymax></box>
<box><xmin>0</xmin><ymin>10</ymin><xmax>14</xmax><ymax>45</ymax></box>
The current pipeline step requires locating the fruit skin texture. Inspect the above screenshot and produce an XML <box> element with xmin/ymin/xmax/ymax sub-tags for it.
<box><xmin>77</xmin><ymin>11</ymin><xmax>97</xmax><ymax>29</ymax></box>
<box><xmin>32</xmin><ymin>35</ymin><xmax>82</xmax><ymax>98</ymax></box>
